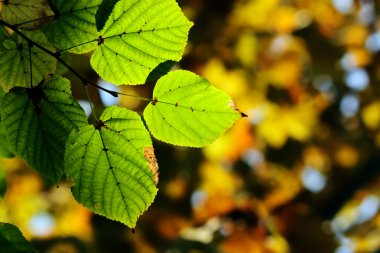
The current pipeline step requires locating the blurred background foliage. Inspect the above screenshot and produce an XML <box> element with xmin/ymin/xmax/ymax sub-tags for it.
<box><xmin>2</xmin><ymin>0</ymin><xmax>380</xmax><ymax>252</ymax></box>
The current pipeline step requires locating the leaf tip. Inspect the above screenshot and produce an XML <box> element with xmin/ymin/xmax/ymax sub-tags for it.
<box><xmin>228</xmin><ymin>100</ymin><xmax>247</xmax><ymax>117</ymax></box>
<box><xmin>144</xmin><ymin>147</ymin><xmax>159</xmax><ymax>186</ymax></box>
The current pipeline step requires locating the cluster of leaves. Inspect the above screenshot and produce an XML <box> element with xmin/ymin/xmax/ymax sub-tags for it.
<box><xmin>4</xmin><ymin>0</ymin><xmax>380</xmax><ymax>252</ymax></box>
<box><xmin>0</xmin><ymin>0</ymin><xmax>243</xmax><ymax>233</ymax></box>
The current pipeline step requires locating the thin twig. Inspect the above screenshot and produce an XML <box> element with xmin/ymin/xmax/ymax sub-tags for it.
<box><xmin>57</xmin><ymin>39</ymin><xmax>98</xmax><ymax>54</ymax></box>
<box><xmin>84</xmin><ymin>83</ymin><xmax>99</xmax><ymax>121</ymax></box>
<box><xmin>13</xmin><ymin>14</ymin><xmax>55</xmax><ymax>27</ymax></box>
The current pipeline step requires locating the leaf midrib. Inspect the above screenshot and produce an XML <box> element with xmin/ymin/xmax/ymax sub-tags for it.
<box><xmin>97</xmin><ymin>128</ymin><xmax>132</xmax><ymax>223</ymax></box>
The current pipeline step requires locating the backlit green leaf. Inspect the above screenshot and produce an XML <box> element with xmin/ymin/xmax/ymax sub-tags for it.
<box><xmin>0</xmin><ymin>30</ymin><xmax>56</xmax><ymax>91</ymax></box>
<box><xmin>0</xmin><ymin>87</ymin><xmax>13</xmax><ymax>158</ymax></box>
<box><xmin>0</xmin><ymin>0</ymin><xmax>54</xmax><ymax>30</ymax></box>
<box><xmin>65</xmin><ymin>106</ymin><xmax>158</xmax><ymax>228</ymax></box>
<box><xmin>144</xmin><ymin>70</ymin><xmax>243</xmax><ymax>147</ymax></box>
<box><xmin>91</xmin><ymin>0</ymin><xmax>192</xmax><ymax>85</ymax></box>
<box><xmin>0</xmin><ymin>76</ymin><xmax>87</xmax><ymax>182</ymax></box>
<box><xmin>0</xmin><ymin>223</ymin><xmax>37</xmax><ymax>253</ymax></box>
<box><xmin>0</xmin><ymin>27</ymin><xmax>8</xmax><ymax>50</ymax></box>
<box><xmin>0</xmin><ymin>123</ymin><xmax>14</xmax><ymax>158</ymax></box>
<box><xmin>43</xmin><ymin>0</ymin><xmax>101</xmax><ymax>54</ymax></box>
<box><xmin>0</xmin><ymin>166</ymin><xmax>6</xmax><ymax>198</ymax></box>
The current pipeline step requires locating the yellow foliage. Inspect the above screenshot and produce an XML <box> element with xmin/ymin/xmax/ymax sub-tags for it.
<box><xmin>192</xmin><ymin>162</ymin><xmax>243</xmax><ymax>221</ymax></box>
<box><xmin>230</xmin><ymin>0</ymin><xmax>279</xmax><ymax>31</ymax></box>
<box><xmin>257</xmin><ymin>164</ymin><xmax>301</xmax><ymax>210</ymax></box>
<box><xmin>302</xmin><ymin>146</ymin><xmax>330</xmax><ymax>172</ymax></box>
<box><xmin>255</xmin><ymin>101</ymin><xmax>316</xmax><ymax>147</ymax></box>
<box><xmin>334</xmin><ymin>145</ymin><xmax>359</xmax><ymax>169</ymax></box>
<box><xmin>271</xmin><ymin>7</ymin><xmax>299</xmax><ymax>33</ymax></box>
<box><xmin>53</xmin><ymin>188</ymin><xmax>92</xmax><ymax>239</ymax></box>
<box><xmin>203</xmin><ymin>119</ymin><xmax>254</xmax><ymax>162</ymax></box>
<box><xmin>199</xmin><ymin>162</ymin><xmax>240</xmax><ymax>195</ymax></box>
<box><xmin>260</xmin><ymin>36</ymin><xmax>310</xmax><ymax>88</ymax></box>
<box><xmin>362</xmin><ymin>101</ymin><xmax>380</xmax><ymax>129</ymax></box>
<box><xmin>311</xmin><ymin>1</ymin><xmax>343</xmax><ymax>36</ymax></box>
<box><xmin>347</xmin><ymin>48</ymin><xmax>372</xmax><ymax>67</ymax></box>
<box><xmin>202</xmin><ymin>58</ymin><xmax>248</xmax><ymax>99</ymax></box>
<box><xmin>353</xmin><ymin>229</ymin><xmax>380</xmax><ymax>253</ymax></box>
<box><xmin>221</xmin><ymin>229</ymin><xmax>268</xmax><ymax>253</ymax></box>
<box><xmin>3</xmin><ymin>172</ymin><xmax>47</xmax><ymax>238</ymax></box>
<box><xmin>235</xmin><ymin>33</ymin><xmax>258</xmax><ymax>68</ymax></box>
<box><xmin>265</xmin><ymin>58</ymin><xmax>303</xmax><ymax>87</ymax></box>
<box><xmin>155</xmin><ymin>213</ymin><xmax>189</xmax><ymax>240</ymax></box>
<box><xmin>1</xmin><ymin>158</ymin><xmax>29</xmax><ymax>172</ymax></box>
<box><xmin>265</xmin><ymin>235</ymin><xmax>290</xmax><ymax>253</ymax></box>
<box><xmin>0</xmin><ymin>160</ymin><xmax>93</xmax><ymax>239</ymax></box>
<box><xmin>341</xmin><ymin>25</ymin><xmax>369</xmax><ymax>48</ymax></box>
<box><xmin>164</xmin><ymin>176</ymin><xmax>188</xmax><ymax>200</ymax></box>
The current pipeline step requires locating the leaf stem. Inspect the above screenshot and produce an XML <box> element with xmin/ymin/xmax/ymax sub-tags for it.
<box><xmin>116</xmin><ymin>91</ymin><xmax>151</xmax><ymax>102</ymax></box>
<box><xmin>83</xmin><ymin>83</ymin><xmax>98</xmax><ymax>121</ymax></box>
<box><xmin>57</xmin><ymin>39</ymin><xmax>98</xmax><ymax>54</ymax></box>
<box><xmin>12</xmin><ymin>14</ymin><xmax>55</xmax><ymax>27</ymax></box>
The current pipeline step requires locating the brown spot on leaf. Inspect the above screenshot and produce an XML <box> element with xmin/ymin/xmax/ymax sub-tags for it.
<box><xmin>94</xmin><ymin>202</ymin><xmax>100</xmax><ymax>209</ymax></box>
<box><xmin>228</xmin><ymin>100</ymin><xmax>248</xmax><ymax>117</ymax></box>
<box><xmin>144</xmin><ymin>147</ymin><xmax>159</xmax><ymax>185</ymax></box>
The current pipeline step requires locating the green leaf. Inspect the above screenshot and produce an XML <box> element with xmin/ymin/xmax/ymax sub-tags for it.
<box><xmin>0</xmin><ymin>166</ymin><xmax>6</xmax><ymax>198</ymax></box>
<box><xmin>55</xmin><ymin>52</ymin><xmax>71</xmax><ymax>75</ymax></box>
<box><xmin>143</xmin><ymin>70</ymin><xmax>243</xmax><ymax>147</ymax></box>
<box><xmin>0</xmin><ymin>0</ymin><xmax>54</xmax><ymax>30</ymax></box>
<box><xmin>0</xmin><ymin>30</ymin><xmax>56</xmax><ymax>91</ymax></box>
<box><xmin>0</xmin><ymin>223</ymin><xmax>37</xmax><ymax>253</ymax></box>
<box><xmin>90</xmin><ymin>0</ymin><xmax>193</xmax><ymax>85</ymax></box>
<box><xmin>95</xmin><ymin>0</ymin><xmax>121</xmax><ymax>32</ymax></box>
<box><xmin>65</xmin><ymin>106</ymin><xmax>158</xmax><ymax>228</ymax></box>
<box><xmin>43</xmin><ymin>0</ymin><xmax>102</xmax><ymax>54</ymax></box>
<box><xmin>0</xmin><ymin>76</ymin><xmax>87</xmax><ymax>182</ymax></box>
<box><xmin>0</xmin><ymin>87</ymin><xmax>14</xmax><ymax>158</ymax></box>
<box><xmin>0</xmin><ymin>28</ymin><xmax>8</xmax><ymax>50</ymax></box>
<box><xmin>0</xmin><ymin>123</ymin><xmax>14</xmax><ymax>159</ymax></box>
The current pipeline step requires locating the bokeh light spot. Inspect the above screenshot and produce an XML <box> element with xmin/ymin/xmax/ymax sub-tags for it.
<box><xmin>28</xmin><ymin>212</ymin><xmax>55</xmax><ymax>237</ymax></box>
<box><xmin>301</xmin><ymin>166</ymin><xmax>327</xmax><ymax>193</ymax></box>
